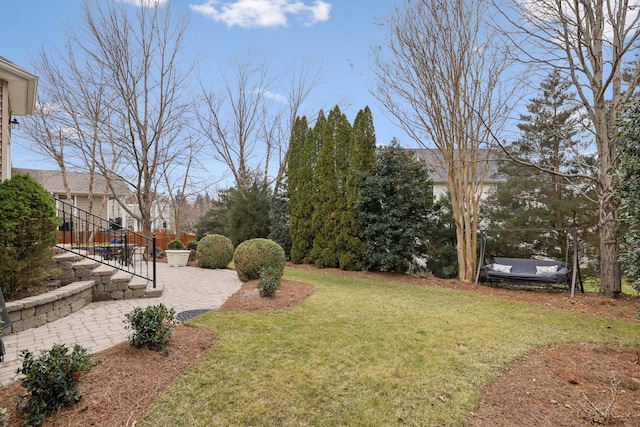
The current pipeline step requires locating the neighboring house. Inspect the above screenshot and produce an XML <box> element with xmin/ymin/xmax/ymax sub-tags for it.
<box><xmin>109</xmin><ymin>192</ymin><xmax>173</xmax><ymax>233</ymax></box>
<box><xmin>12</xmin><ymin>168</ymin><xmax>131</xmax><ymax>220</ymax></box>
<box><xmin>410</xmin><ymin>148</ymin><xmax>506</xmax><ymax>201</ymax></box>
<box><xmin>12</xmin><ymin>167</ymin><xmax>172</xmax><ymax>233</ymax></box>
<box><xmin>0</xmin><ymin>56</ymin><xmax>37</xmax><ymax>182</ymax></box>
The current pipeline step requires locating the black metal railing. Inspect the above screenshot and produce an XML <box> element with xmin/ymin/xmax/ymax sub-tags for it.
<box><xmin>55</xmin><ymin>198</ymin><xmax>156</xmax><ymax>288</ymax></box>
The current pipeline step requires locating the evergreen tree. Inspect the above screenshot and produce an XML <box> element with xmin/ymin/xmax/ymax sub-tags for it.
<box><xmin>310</xmin><ymin>106</ymin><xmax>351</xmax><ymax>268</ymax></box>
<box><xmin>483</xmin><ymin>70</ymin><xmax>597</xmax><ymax>260</ymax></box>
<box><xmin>337</xmin><ymin>106</ymin><xmax>377</xmax><ymax>270</ymax></box>
<box><xmin>618</xmin><ymin>101</ymin><xmax>640</xmax><ymax>292</ymax></box>
<box><xmin>287</xmin><ymin>114</ymin><xmax>323</xmax><ymax>263</ymax></box>
<box><xmin>357</xmin><ymin>141</ymin><xmax>434</xmax><ymax>273</ymax></box>
<box><xmin>268</xmin><ymin>180</ymin><xmax>291</xmax><ymax>259</ymax></box>
<box><xmin>224</xmin><ymin>180</ymin><xmax>272</xmax><ymax>247</ymax></box>
<box><xmin>0</xmin><ymin>173</ymin><xmax>60</xmax><ymax>299</ymax></box>
<box><xmin>195</xmin><ymin>195</ymin><xmax>228</xmax><ymax>240</ymax></box>
<box><xmin>424</xmin><ymin>194</ymin><xmax>459</xmax><ymax>278</ymax></box>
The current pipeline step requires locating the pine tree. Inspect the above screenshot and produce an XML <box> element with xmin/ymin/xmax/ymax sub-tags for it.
<box><xmin>337</xmin><ymin>106</ymin><xmax>377</xmax><ymax>270</ymax></box>
<box><xmin>483</xmin><ymin>69</ymin><xmax>597</xmax><ymax>259</ymax></box>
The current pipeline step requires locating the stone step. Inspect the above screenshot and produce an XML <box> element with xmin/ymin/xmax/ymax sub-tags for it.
<box><xmin>53</xmin><ymin>251</ymin><xmax>83</xmax><ymax>263</ymax></box>
<box><xmin>92</xmin><ymin>263</ymin><xmax>117</xmax><ymax>278</ymax></box>
<box><xmin>72</xmin><ymin>258</ymin><xmax>100</xmax><ymax>270</ymax></box>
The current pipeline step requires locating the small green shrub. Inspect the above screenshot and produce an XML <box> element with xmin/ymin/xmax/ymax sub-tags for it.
<box><xmin>14</xmin><ymin>344</ymin><xmax>100</xmax><ymax>426</ymax></box>
<box><xmin>186</xmin><ymin>240</ymin><xmax>198</xmax><ymax>261</ymax></box>
<box><xmin>233</xmin><ymin>238</ymin><xmax>286</xmax><ymax>282</ymax></box>
<box><xmin>167</xmin><ymin>239</ymin><xmax>185</xmax><ymax>250</ymax></box>
<box><xmin>197</xmin><ymin>234</ymin><xmax>234</xmax><ymax>269</ymax></box>
<box><xmin>124</xmin><ymin>304</ymin><xmax>176</xmax><ymax>351</ymax></box>
<box><xmin>186</xmin><ymin>240</ymin><xmax>199</xmax><ymax>251</ymax></box>
<box><xmin>258</xmin><ymin>267</ymin><xmax>281</xmax><ymax>297</ymax></box>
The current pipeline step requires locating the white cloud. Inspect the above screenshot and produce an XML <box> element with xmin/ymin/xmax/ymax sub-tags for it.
<box><xmin>117</xmin><ymin>0</ymin><xmax>170</xmax><ymax>7</ymax></box>
<box><xmin>189</xmin><ymin>0</ymin><xmax>331</xmax><ymax>28</ymax></box>
<box><xmin>258</xmin><ymin>89</ymin><xmax>287</xmax><ymax>103</ymax></box>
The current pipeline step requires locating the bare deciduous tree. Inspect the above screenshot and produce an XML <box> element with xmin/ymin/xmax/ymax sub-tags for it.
<box><xmin>19</xmin><ymin>99</ymin><xmax>74</xmax><ymax>202</ymax></box>
<box><xmin>372</xmin><ymin>0</ymin><xmax>510</xmax><ymax>282</ymax></box>
<box><xmin>32</xmin><ymin>45</ymin><xmax>115</xmax><ymax>217</ymax></box>
<box><xmin>64</xmin><ymin>0</ymin><xmax>196</xmax><ymax>238</ymax></box>
<box><xmin>497</xmin><ymin>0</ymin><xmax>640</xmax><ymax>296</ymax></box>
<box><xmin>197</xmin><ymin>56</ymin><xmax>321</xmax><ymax>196</ymax></box>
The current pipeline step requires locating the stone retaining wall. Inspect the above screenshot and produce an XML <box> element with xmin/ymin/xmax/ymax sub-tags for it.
<box><xmin>3</xmin><ymin>280</ymin><xmax>94</xmax><ymax>335</ymax></box>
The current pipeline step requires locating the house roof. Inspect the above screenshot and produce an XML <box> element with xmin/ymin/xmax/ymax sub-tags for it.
<box><xmin>409</xmin><ymin>148</ymin><xmax>506</xmax><ymax>184</ymax></box>
<box><xmin>0</xmin><ymin>56</ymin><xmax>38</xmax><ymax>116</ymax></box>
<box><xmin>12</xmin><ymin>168</ymin><xmax>130</xmax><ymax>197</ymax></box>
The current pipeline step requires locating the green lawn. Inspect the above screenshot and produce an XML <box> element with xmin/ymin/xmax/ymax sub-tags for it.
<box><xmin>139</xmin><ymin>268</ymin><xmax>639</xmax><ymax>427</ymax></box>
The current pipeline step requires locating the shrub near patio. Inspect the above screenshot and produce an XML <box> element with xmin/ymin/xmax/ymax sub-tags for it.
<box><xmin>167</xmin><ymin>239</ymin><xmax>185</xmax><ymax>250</ymax></box>
<box><xmin>0</xmin><ymin>173</ymin><xmax>60</xmax><ymax>299</ymax></box>
<box><xmin>15</xmin><ymin>344</ymin><xmax>100</xmax><ymax>426</ymax></box>
<box><xmin>196</xmin><ymin>234</ymin><xmax>234</xmax><ymax>269</ymax></box>
<box><xmin>233</xmin><ymin>238</ymin><xmax>285</xmax><ymax>282</ymax></box>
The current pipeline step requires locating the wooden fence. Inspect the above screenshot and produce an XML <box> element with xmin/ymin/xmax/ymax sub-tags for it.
<box><xmin>152</xmin><ymin>232</ymin><xmax>197</xmax><ymax>250</ymax></box>
<box><xmin>58</xmin><ymin>230</ymin><xmax>196</xmax><ymax>250</ymax></box>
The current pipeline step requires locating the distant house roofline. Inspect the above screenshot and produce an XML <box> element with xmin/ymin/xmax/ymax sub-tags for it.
<box><xmin>12</xmin><ymin>168</ymin><xmax>130</xmax><ymax>197</ymax></box>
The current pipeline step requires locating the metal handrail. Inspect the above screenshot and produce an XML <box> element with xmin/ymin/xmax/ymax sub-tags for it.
<box><xmin>55</xmin><ymin>198</ymin><xmax>156</xmax><ymax>288</ymax></box>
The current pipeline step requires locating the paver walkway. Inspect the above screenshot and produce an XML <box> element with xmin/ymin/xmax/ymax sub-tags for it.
<box><xmin>0</xmin><ymin>263</ymin><xmax>242</xmax><ymax>385</ymax></box>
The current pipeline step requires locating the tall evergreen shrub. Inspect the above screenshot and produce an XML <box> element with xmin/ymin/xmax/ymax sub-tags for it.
<box><xmin>310</xmin><ymin>106</ymin><xmax>351</xmax><ymax>268</ymax></box>
<box><xmin>0</xmin><ymin>173</ymin><xmax>59</xmax><ymax>299</ymax></box>
<box><xmin>337</xmin><ymin>106</ymin><xmax>376</xmax><ymax>270</ymax></box>
<box><xmin>288</xmin><ymin>114</ymin><xmax>322</xmax><ymax>264</ymax></box>
<box><xmin>357</xmin><ymin>141</ymin><xmax>434</xmax><ymax>273</ymax></box>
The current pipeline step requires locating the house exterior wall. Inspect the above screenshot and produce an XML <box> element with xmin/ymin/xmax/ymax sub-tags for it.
<box><xmin>107</xmin><ymin>198</ymin><xmax>172</xmax><ymax>232</ymax></box>
<box><xmin>433</xmin><ymin>182</ymin><xmax>497</xmax><ymax>202</ymax></box>
<box><xmin>0</xmin><ymin>80</ymin><xmax>8</xmax><ymax>182</ymax></box>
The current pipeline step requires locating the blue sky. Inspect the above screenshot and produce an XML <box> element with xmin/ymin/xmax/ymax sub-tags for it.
<box><xmin>2</xmin><ymin>0</ymin><xmax>410</xmax><ymax>173</ymax></box>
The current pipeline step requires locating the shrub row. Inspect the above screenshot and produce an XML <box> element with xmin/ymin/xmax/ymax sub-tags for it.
<box><xmin>193</xmin><ymin>235</ymin><xmax>286</xmax><ymax>297</ymax></box>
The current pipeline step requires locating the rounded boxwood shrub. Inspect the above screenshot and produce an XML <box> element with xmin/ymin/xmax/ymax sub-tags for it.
<box><xmin>233</xmin><ymin>238</ymin><xmax>285</xmax><ymax>282</ymax></box>
<box><xmin>197</xmin><ymin>234</ymin><xmax>234</xmax><ymax>269</ymax></box>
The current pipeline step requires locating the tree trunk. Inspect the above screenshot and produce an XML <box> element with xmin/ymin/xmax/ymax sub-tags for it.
<box><xmin>598</xmin><ymin>181</ymin><xmax>621</xmax><ymax>296</ymax></box>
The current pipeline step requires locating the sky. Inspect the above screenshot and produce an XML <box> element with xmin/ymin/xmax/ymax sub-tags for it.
<box><xmin>1</xmin><ymin>0</ymin><xmax>411</xmax><ymax>176</ymax></box>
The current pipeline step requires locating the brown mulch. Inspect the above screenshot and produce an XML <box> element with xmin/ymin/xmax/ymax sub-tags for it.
<box><xmin>0</xmin><ymin>325</ymin><xmax>215</xmax><ymax>427</ymax></box>
<box><xmin>0</xmin><ymin>265</ymin><xmax>639</xmax><ymax>426</ymax></box>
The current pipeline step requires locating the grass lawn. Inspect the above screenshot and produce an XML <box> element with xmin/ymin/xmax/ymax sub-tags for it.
<box><xmin>139</xmin><ymin>268</ymin><xmax>639</xmax><ymax>426</ymax></box>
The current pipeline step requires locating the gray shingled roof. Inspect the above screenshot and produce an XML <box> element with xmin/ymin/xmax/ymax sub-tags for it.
<box><xmin>12</xmin><ymin>168</ymin><xmax>130</xmax><ymax>197</ymax></box>
<box><xmin>409</xmin><ymin>148</ymin><xmax>506</xmax><ymax>184</ymax></box>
